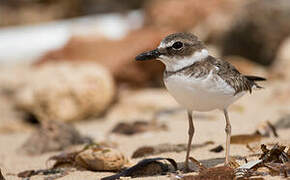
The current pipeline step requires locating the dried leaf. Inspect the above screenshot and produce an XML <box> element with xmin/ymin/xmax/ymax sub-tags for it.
<box><xmin>101</xmin><ymin>158</ymin><xmax>177</xmax><ymax>180</ymax></box>
<box><xmin>111</xmin><ymin>120</ymin><xmax>167</xmax><ymax>135</ymax></box>
<box><xmin>255</xmin><ymin>121</ymin><xmax>279</xmax><ymax>137</ymax></box>
<box><xmin>228</xmin><ymin>157</ymin><xmax>240</xmax><ymax>169</ymax></box>
<box><xmin>182</xmin><ymin>166</ymin><xmax>235</xmax><ymax>180</ymax></box>
<box><xmin>210</xmin><ymin>145</ymin><xmax>224</xmax><ymax>153</ymax></box>
<box><xmin>266</xmin><ymin>121</ymin><xmax>278</xmax><ymax>137</ymax></box>
<box><xmin>18</xmin><ymin>170</ymin><xmax>36</xmax><ymax>178</ymax></box>
<box><xmin>246</xmin><ymin>144</ymin><xmax>255</xmax><ymax>153</ymax></box>
<box><xmin>231</xmin><ymin>134</ymin><xmax>262</xmax><ymax>144</ymax></box>
<box><xmin>260</xmin><ymin>144</ymin><xmax>289</xmax><ymax>163</ymax></box>
<box><xmin>132</xmin><ymin>141</ymin><xmax>213</xmax><ymax>158</ymax></box>
<box><xmin>48</xmin><ymin>151</ymin><xmax>79</xmax><ymax>168</ymax></box>
<box><xmin>0</xmin><ymin>169</ymin><xmax>5</xmax><ymax>180</ymax></box>
<box><xmin>189</xmin><ymin>157</ymin><xmax>206</xmax><ymax>171</ymax></box>
<box><xmin>18</xmin><ymin>168</ymin><xmax>69</xmax><ymax>179</ymax></box>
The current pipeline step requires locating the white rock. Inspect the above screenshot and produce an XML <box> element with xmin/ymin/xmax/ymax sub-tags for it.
<box><xmin>15</xmin><ymin>62</ymin><xmax>115</xmax><ymax>122</ymax></box>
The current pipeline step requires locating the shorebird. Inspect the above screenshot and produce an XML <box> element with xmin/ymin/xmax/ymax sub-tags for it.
<box><xmin>135</xmin><ymin>32</ymin><xmax>265</xmax><ymax>170</ymax></box>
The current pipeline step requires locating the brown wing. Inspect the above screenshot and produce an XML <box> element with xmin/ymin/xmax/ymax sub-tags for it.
<box><xmin>207</xmin><ymin>56</ymin><xmax>260</xmax><ymax>95</ymax></box>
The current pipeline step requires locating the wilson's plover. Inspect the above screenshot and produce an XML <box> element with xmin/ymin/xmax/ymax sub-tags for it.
<box><xmin>135</xmin><ymin>32</ymin><xmax>265</xmax><ymax>170</ymax></box>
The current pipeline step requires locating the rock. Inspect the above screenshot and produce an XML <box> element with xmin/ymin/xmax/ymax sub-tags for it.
<box><xmin>0</xmin><ymin>65</ymin><xmax>34</xmax><ymax>133</ymax></box>
<box><xmin>221</xmin><ymin>0</ymin><xmax>290</xmax><ymax>66</ymax></box>
<box><xmin>15</xmin><ymin>62</ymin><xmax>115</xmax><ymax>122</ymax></box>
<box><xmin>75</xmin><ymin>147</ymin><xmax>127</xmax><ymax>171</ymax></box>
<box><xmin>111</xmin><ymin>120</ymin><xmax>167</xmax><ymax>135</ymax></box>
<box><xmin>269</xmin><ymin>37</ymin><xmax>290</xmax><ymax>80</ymax></box>
<box><xmin>0</xmin><ymin>64</ymin><xmax>32</xmax><ymax>95</ymax></box>
<box><xmin>36</xmin><ymin>27</ymin><xmax>173</xmax><ymax>87</ymax></box>
<box><xmin>21</xmin><ymin>120</ymin><xmax>92</xmax><ymax>155</ymax></box>
<box><xmin>144</xmin><ymin>0</ymin><xmax>232</xmax><ymax>31</ymax></box>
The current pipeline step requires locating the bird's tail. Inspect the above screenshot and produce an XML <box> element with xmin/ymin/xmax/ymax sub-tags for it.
<box><xmin>245</xmin><ymin>75</ymin><xmax>266</xmax><ymax>89</ymax></box>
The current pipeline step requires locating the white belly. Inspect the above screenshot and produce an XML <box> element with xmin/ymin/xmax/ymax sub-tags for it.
<box><xmin>164</xmin><ymin>72</ymin><xmax>245</xmax><ymax>111</ymax></box>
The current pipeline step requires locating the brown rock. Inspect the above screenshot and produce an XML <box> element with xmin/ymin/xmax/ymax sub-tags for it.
<box><xmin>36</xmin><ymin>27</ymin><xmax>173</xmax><ymax>87</ymax></box>
<box><xmin>144</xmin><ymin>0</ymin><xmax>231</xmax><ymax>31</ymax></box>
<box><xmin>21</xmin><ymin>120</ymin><xmax>92</xmax><ymax>155</ymax></box>
<box><xmin>221</xmin><ymin>0</ymin><xmax>290</xmax><ymax>66</ymax></box>
<box><xmin>15</xmin><ymin>62</ymin><xmax>115</xmax><ymax>122</ymax></box>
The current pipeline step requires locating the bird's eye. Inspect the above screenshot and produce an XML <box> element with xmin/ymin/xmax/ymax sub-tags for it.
<box><xmin>172</xmin><ymin>41</ymin><xmax>183</xmax><ymax>50</ymax></box>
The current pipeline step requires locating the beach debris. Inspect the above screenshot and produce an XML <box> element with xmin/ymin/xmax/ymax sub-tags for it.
<box><xmin>0</xmin><ymin>169</ymin><xmax>5</xmax><ymax>180</ymax></box>
<box><xmin>181</xmin><ymin>166</ymin><xmax>235</xmax><ymax>180</ymax></box>
<box><xmin>21</xmin><ymin>121</ymin><xmax>92</xmax><ymax>155</ymax></box>
<box><xmin>49</xmin><ymin>143</ymin><xmax>128</xmax><ymax>171</ymax></box>
<box><xmin>18</xmin><ymin>168</ymin><xmax>70</xmax><ymax>179</ymax></box>
<box><xmin>231</xmin><ymin>134</ymin><xmax>262</xmax><ymax>144</ymax></box>
<box><xmin>111</xmin><ymin>120</ymin><xmax>167</xmax><ymax>135</ymax></box>
<box><xmin>264</xmin><ymin>162</ymin><xmax>290</xmax><ymax>177</ymax></box>
<box><xmin>210</xmin><ymin>145</ymin><xmax>224</xmax><ymax>153</ymax></box>
<box><xmin>37</xmin><ymin>28</ymin><xmax>170</xmax><ymax>87</ymax></box>
<box><xmin>236</xmin><ymin>144</ymin><xmax>290</xmax><ymax>178</ymax></box>
<box><xmin>132</xmin><ymin>141</ymin><xmax>213</xmax><ymax>158</ymax></box>
<box><xmin>101</xmin><ymin>158</ymin><xmax>177</xmax><ymax>180</ymax></box>
<box><xmin>15</xmin><ymin>62</ymin><xmax>115</xmax><ymax>122</ymax></box>
<box><xmin>255</xmin><ymin>121</ymin><xmax>279</xmax><ymax>137</ymax></box>
<box><xmin>189</xmin><ymin>157</ymin><xmax>206</xmax><ymax>171</ymax></box>
<box><xmin>231</xmin><ymin>120</ymin><xmax>279</xmax><ymax>145</ymax></box>
<box><xmin>235</xmin><ymin>159</ymin><xmax>264</xmax><ymax>178</ymax></box>
<box><xmin>260</xmin><ymin>144</ymin><xmax>289</xmax><ymax>163</ymax></box>
<box><xmin>231</xmin><ymin>121</ymin><xmax>280</xmax><ymax>145</ymax></box>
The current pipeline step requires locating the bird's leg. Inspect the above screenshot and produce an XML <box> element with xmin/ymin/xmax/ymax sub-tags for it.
<box><xmin>223</xmin><ymin>109</ymin><xmax>231</xmax><ymax>165</ymax></box>
<box><xmin>185</xmin><ymin>110</ymin><xmax>194</xmax><ymax>171</ymax></box>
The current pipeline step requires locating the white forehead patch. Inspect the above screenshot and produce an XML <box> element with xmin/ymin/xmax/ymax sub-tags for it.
<box><xmin>158</xmin><ymin>40</ymin><xmax>175</xmax><ymax>49</ymax></box>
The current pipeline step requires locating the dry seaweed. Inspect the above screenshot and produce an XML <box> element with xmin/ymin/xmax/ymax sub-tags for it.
<box><xmin>266</xmin><ymin>121</ymin><xmax>278</xmax><ymax>137</ymax></box>
<box><xmin>48</xmin><ymin>151</ymin><xmax>79</xmax><ymax>168</ymax></box>
<box><xmin>0</xmin><ymin>169</ymin><xmax>5</xmax><ymax>180</ymax></box>
<box><xmin>111</xmin><ymin>120</ymin><xmax>167</xmax><ymax>135</ymax></box>
<box><xmin>189</xmin><ymin>157</ymin><xmax>206</xmax><ymax>171</ymax></box>
<box><xmin>210</xmin><ymin>145</ymin><xmax>224</xmax><ymax>153</ymax></box>
<box><xmin>260</xmin><ymin>144</ymin><xmax>289</xmax><ymax>163</ymax></box>
<box><xmin>101</xmin><ymin>158</ymin><xmax>177</xmax><ymax>180</ymax></box>
<box><xmin>232</xmin><ymin>121</ymin><xmax>279</xmax><ymax>145</ymax></box>
<box><xmin>132</xmin><ymin>141</ymin><xmax>213</xmax><ymax>158</ymax></box>
<box><xmin>231</xmin><ymin>134</ymin><xmax>262</xmax><ymax>144</ymax></box>
<box><xmin>236</xmin><ymin>144</ymin><xmax>290</xmax><ymax>178</ymax></box>
<box><xmin>182</xmin><ymin>166</ymin><xmax>235</xmax><ymax>180</ymax></box>
<box><xmin>21</xmin><ymin>121</ymin><xmax>92</xmax><ymax>155</ymax></box>
<box><xmin>264</xmin><ymin>162</ymin><xmax>290</xmax><ymax>177</ymax></box>
<box><xmin>18</xmin><ymin>168</ymin><xmax>70</xmax><ymax>179</ymax></box>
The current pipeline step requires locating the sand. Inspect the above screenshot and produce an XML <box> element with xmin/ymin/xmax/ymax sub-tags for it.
<box><xmin>0</xmin><ymin>78</ymin><xmax>289</xmax><ymax>180</ymax></box>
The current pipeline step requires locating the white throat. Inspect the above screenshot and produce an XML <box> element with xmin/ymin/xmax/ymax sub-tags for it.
<box><xmin>159</xmin><ymin>49</ymin><xmax>209</xmax><ymax>72</ymax></box>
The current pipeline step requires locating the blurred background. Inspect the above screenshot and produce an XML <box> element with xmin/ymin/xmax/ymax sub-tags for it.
<box><xmin>0</xmin><ymin>0</ymin><xmax>290</xmax><ymax>179</ymax></box>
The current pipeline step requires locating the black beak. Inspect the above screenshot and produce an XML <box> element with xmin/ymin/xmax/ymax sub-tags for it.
<box><xmin>135</xmin><ymin>49</ymin><xmax>161</xmax><ymax>61</ymax></box>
